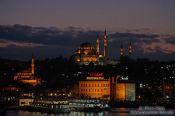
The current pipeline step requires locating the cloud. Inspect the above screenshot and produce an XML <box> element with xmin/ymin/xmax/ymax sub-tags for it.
<box><xmin>126</xmin><ymin>28</ymin><xmax>151</xmax><ymax>34</ymax></box>
<box><xmin>0</xmin><ymin>24</ymin><xmax>175</xmax><ymax>60</ymax></box>
<box><xmin>139</xmin><ymin>35</ymin><xmax>175</xmax><ymax>54</ymax></box>
<box><xmin>0</xmin><ymin>39</ymin><xmax>46</xmax><ymax>48</ymax></box>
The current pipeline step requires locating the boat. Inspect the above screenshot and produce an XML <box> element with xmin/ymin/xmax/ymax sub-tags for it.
<box><xmin>17</xmin><ymin>98</ymin><xmax>111</xmax><ymax>113</ymax></box>
<box><xmin>69</xmin><ymin>99</ymin><xmax>111</xmax><ymax>112</ymax></box>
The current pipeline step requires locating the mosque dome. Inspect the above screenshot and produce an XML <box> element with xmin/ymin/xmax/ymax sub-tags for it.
<box><xmin>80</xmin><ymin>42</ymin><xmax>93</xmax><ymax>48</ymax></box>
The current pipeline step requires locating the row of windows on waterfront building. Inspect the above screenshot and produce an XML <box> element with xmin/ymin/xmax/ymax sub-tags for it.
<box><xmin>80</xmin><ymin>88</ymin><xmax>108</xmax><ymax>92</ymax></box>
<box><xmin>80</xmin><ymin>83</ymin><xmax>110</xmax><ymax>87</ymax></box>
<box><xmin>80</xmin><ymin>93</ymin><xmax>107</xmax><ymax>96</ymax></box>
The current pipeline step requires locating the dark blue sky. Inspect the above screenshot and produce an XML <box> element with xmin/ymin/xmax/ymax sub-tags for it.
<box><xmin>1</xmin><ymin>0</ymin><xmax>175</xmax><ymax>35</ymax></box>
<box><xmin>0</xmin><ymin>0</ymin><xmax>175</xmax><ymax>60</ymax></box>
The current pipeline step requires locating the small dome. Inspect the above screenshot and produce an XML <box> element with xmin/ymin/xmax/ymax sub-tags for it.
<box><xmin>80</xmin><ymin>42</ymin><xmax>93</xmax><ymax>48</ymax></box>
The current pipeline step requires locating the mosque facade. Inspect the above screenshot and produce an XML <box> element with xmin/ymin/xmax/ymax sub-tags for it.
<box><xmin>14</xmin><ymin>54</ymin><xmax>41</xmax><ymax>86</ymax></box>
<box><xmin>74</xmin><ymin>30</ymin><xmax>107</xmax><ymax>65</ymax></box>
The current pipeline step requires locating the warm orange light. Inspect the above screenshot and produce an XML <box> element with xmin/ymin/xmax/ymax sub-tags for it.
<box><xmin>116</xmin><ymin>84</ymin><xmax>126</xmax><ymax>101</ymax></box>
<box><xmin>77</xmin><ymin>59</ymin><xmax>80</xmax><ymax>62</ymax></box>
<box><xmin>79</xmin><ymin>80</ymin><xmax>110</xmax><ymax>99</ymax></box>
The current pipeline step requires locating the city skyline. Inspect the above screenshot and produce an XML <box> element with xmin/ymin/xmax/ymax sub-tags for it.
<box><xmin>0</xmin><ymin>0</ymin><xmax>175</xmax><ymax>60</ymax></box>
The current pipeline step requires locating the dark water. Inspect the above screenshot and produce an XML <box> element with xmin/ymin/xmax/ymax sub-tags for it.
<box><xmin>6</xmin><ymin>108</ymin><xmax>175</xmax><ymax>116</ymax></box>
<box><xmin>6</xmin><ymin>108</ymin><xmax>129</xmax><ymax>116</ymax></box>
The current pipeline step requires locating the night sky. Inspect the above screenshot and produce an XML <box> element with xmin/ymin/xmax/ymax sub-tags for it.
<box><xmin>0</xmin><ymin>0</ymin><xmax>175</xmax><ymax>61</ymax></box>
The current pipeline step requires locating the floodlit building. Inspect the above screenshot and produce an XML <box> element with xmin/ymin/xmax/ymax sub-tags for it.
<box><xmin>111</xmin><ymin>76</ymin><xmax>135</xmax><ymax>101</ymax></box>
<box><xmin>74</xmin><ymin>42</ymin><xmax>100</xmax><ymax>65</ymax></box>
<box><xmin>115</xmin><ymin>83</ymin><xmax>135</xmax><ymax>101</ymax></box>
<box><xmin>78</xmin><ymin>74</ymin><xmax>135</xmax><ymax>101</ymax></box>
<box><xmin>79</xmin><ymin>73</ymin><xmax>110</xmax><ymax>99</ymax></box>
<box><xmin>74</xmin><ymin>31</ymin><xmax>108</xmax><ymax>65</ymax></box>
<box><xmin>14</xmin><ymin>54</ymin><xmax>41</xmax><ymax>86</ymax></box>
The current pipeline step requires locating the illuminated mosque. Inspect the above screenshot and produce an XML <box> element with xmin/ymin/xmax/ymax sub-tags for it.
<box><xmin>74</xmin><ymin>30</ymin><xmax>133</xmax><ymax>65</ymax></box>
<box><xmin>74</xmin><ymin>30</ymin><xmax>108</xmax><ymax>65</ymax></box>
<box><xmin>14</xmin><ymin>54</ymin><xmax>41</xmax><ymax>86</ymax></box>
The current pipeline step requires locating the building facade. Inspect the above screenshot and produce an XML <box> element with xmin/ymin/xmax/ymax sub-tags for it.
<box><xmin>78</xmin><ymin>74</ymin><xmax>135</xmax><ymax>101</ymax></box>
<box><xmin>14</xmin><ymin>54</ymin><xmax>41</xmax><ymax>86</ymax></box>
<box><xmin>115</xmin><ymin>83</ymin><xmax>135</xmax><ymax>101</ymax></box>
<box><xmin>79</xmin><ymin>73</ymin><xmax>110</xmax><ymax>99</ymax></box>
<box><xmin>74</xmin><ymin>31</ymin><xmax>107</xmax><ymax>65</ymax></box>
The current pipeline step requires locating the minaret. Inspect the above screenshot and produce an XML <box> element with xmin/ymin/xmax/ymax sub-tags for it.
<box><xmin>103</xmin><ymin>30</ymin><xmax>107</xmax><ymax>58</ymax></box>
<box><xmin>31</xmin><ymin>53</ymin><xmax>35</xmax><ymax>75</ymax></box>
<box><xmin>96</xmin><ymin>35</ymin><xmax>100</xmax><ymax>55</ymax></box>
<box><xmin>128</xmin><ymin>42</ymin><xmax>132</xmax><ymax>56</ymax></box>
<box><xmin>120</xmin><ymin>44</ymin><xmax>124</xmax><ymax>56</ymax></box>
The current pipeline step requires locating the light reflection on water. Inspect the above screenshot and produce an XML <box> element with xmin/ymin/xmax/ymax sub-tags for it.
<box><xmin>6</xmin><ymin>108</ymin><xmax>130</xmax><ymax>116</ymax></box>
<box><xmin>6</xmin><ymin>108</ymin><xmax>138</xmax><ymax>116</ymax></box>
<box><xmin>7</xmin><ymin>107</ymin><xmax>175</xmax><ymax>116</ymax></box>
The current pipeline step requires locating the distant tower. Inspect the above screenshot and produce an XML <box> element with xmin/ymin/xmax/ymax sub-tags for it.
<box><xmin>31</xmin><ymin>53</ymin><xmax>35</xmax><ymax>75</ymax></box>
<box><xmin>128</xmin><ymin>42</ymin><xmax>132</xmax><ymax>55</ymax></box>
<box><xmin>96</xmin><ymin>35</ymin><xmax>100</xmax><ymax>55</ymax></box>
<box><xmin>120</xmin><ymin>44</ymin><xmax>124</xmax><ymax>56</ymax></box>
<box><xmin>103</xmin><ymin>30</ymin><xmax>107</xmax><ymax>58</ymax></box>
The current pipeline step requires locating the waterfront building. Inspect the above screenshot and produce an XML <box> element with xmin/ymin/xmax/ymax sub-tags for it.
<box><xmin>115</xmin><ymin>83</ymin><xmax>135</xmax><ymax>101</ymax></box>
<box><xmin>79</xmin><ymin>73</ymin><xmax>110</xmax><ymax>99</ymax></box>
<box><xmin>111</xmin><ymin>76</ymin><xmax>135</xmax><ymax>101</ymax></box>
<box><xmin>14</xmin><ymin>54</ymin><xmax>41</xmax><ymax>86</ymax></box>
<box><xmin>78</xmin><ymin>74</ymin><xmax>135</xmax><ymax>101</ymax></box>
